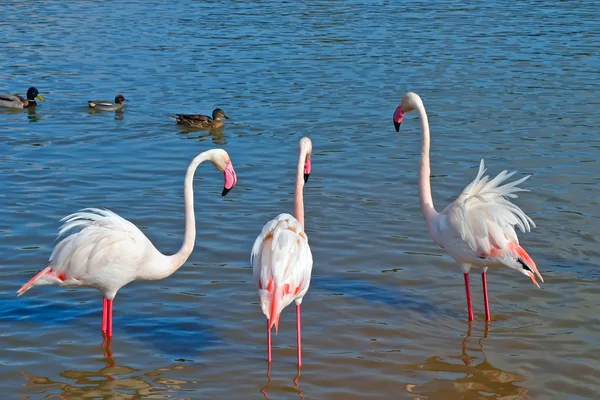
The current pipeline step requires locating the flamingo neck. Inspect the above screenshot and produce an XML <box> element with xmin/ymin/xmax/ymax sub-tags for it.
<box><xmin>294</xmin><ymin>150</ymin><xmax>307</xmax><ymax>229</ymax></box>
<box><xmin>415</xmin><ymin>103</ymin><xmax>439</xmax><ymax>231</ymax></box>
<box><xmin>163</xmin><ymin>152</ymin><xmax>209</xmax><ymax>276</ymax></box>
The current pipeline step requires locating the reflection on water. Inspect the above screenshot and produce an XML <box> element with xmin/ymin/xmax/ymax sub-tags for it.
<box><xmin>27</xmin><ymin>108</ymin><xmax>42</xmax><ymax>123</ymax></box>
<box><xmin>21</xmin><ymin>342</ymin><xmax>188</xmax><ymax>399</ymax></box>
<box><xmin>88</xmin><ymin>107</ymin><xmax>125</xmax><ymax>120</ymax></box>
<box><xmin>405</xmin><ymin>324</ymin><xmax>529</xmax><ymax>400</ymax></box>
<box><xmin>178</xmin><ymin>127</ymin><xmax>228</xmax><ymax>146</ymax></box>
<box><xmin>260</xmin><ymin>363</ymin><xmax>304</xmax><ymax>400</ymax></box>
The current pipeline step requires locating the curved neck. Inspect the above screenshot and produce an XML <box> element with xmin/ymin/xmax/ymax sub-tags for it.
<box><xmin>294</xmin><ymin>151</ymin><xmax>307</xmax><ymax>229</ymax></box>
<box><xmin>166</xmin><ymin>152</ymin><xmax>209</xmax><ymax>272</ymax></box>
<box><xmin>415</xmin><ymin>103</ymin><xmax>438</xmax><ymax>229</ymax></box>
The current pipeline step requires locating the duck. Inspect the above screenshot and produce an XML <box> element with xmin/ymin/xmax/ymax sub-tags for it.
<box><xmin>0</xmin><ymin>87</ymin><xmax>44</xmax><ymax>109</ymax></box>
<box><xmin>173</xmin><ymin>108</ymin><xmax>230</xmax><ymax>129</ymax></box>
<box><xmin>88</xmin><ymin>94</ymin><xmax>126</xmax><ymax>111</ymax></box>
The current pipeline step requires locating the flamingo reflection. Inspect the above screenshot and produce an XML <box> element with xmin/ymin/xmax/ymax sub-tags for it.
<box><xmin>20</xmin><ymin>343</ymin><xmax>189</xmax><ymax>399</ymax></box>
<box><xmin>260</xmin><ymin>363</ymin><xmax>305</xmax><ymax>400</ymax></box>
<box><xmin>404</xmin><ymin>323</ymin><xmax>530</xmax><ymax>399</ymax></box>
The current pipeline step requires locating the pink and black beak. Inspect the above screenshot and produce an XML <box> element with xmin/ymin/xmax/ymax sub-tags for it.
<box><xmin>304</xmin><ymin>157</ymin><xmax>311</xmax><ymax>183</ymax></box>
<box><xmin>222</xmin><ymin>161</ymin><xmax>238</xmax><ymax>196</ymax></box>
<box><xmin>393</xmin><ymin>107</ymin><xmax>405</xmax><ymax>132</ymax></box>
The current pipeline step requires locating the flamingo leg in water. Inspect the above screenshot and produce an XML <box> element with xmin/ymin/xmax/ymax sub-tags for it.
<box><xmin>463</xmin><ymin>273</ymin><xmax>474</xmax><ymax>321</ymax></box>
<box><xmin>106</xmin><ymin>299</ymin><xmax>114</xmax><ymax>337</ymax></box>
<box><xmin>102</xmin><ymin>297</ymin><xmax>108</xmax><ymax>333</ymax></box>
<box><xmin>296</xmin><ymin>304</ymin><xmax>302</xmax><ymax>368</ymax></box>
<box><xmin>482</xmin><ymin>272</ymin><xmax>491</xmax><ymax>322</ymax></box>
<box><xmin>267</xmin><ymin>319</ymin><xmax>272</xmax><ymax>363</ymax></box>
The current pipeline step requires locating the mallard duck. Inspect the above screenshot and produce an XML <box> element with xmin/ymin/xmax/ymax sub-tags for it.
<box><xmin>88</xmin><ymin>94</ymin><xmax>126</xmax><ymax>111</ymax></box>
<box><xmin>0</xmin><ymin>87</ymin><xmax>44</xmax><ymax>109</ymax></box>
<box><xmin>173</xmin><ymin>108</ymin><xmax>230</xmax><ymax>129</ymax></box>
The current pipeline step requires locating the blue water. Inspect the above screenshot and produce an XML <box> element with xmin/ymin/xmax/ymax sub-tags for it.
<box><xmin>1</xmin><ymin>1</ymin><xmax>599</xmax><ymax>399</ymax></box>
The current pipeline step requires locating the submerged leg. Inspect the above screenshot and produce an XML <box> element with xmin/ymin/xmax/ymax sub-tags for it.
<box><xmin>482</xmin><ymin>271</ymin><xmax>491</xmax><ymax>322</ymax></box>
<box><xmin>267</xmin><ymin>319</ymin><xmax>272</xmax><ymax>363</ymax></box>
<box><xmin>106</xmin><ymin>299</ymin><xmax>114</xmax><ymax>337</ymax></box>
<box><xmin>102</xmin><ymin>297</ymin><xmax>108</xmax><ymax>333</ymax></box>
<box><xmin>463</xmin><ymin>273</ymin><xmax>474</xmax><ymax>321</ymax></box>
<box><xmin>296</xmin><ymin>304</ymin><xmax>302</xmax><ymax>368</ymax></box>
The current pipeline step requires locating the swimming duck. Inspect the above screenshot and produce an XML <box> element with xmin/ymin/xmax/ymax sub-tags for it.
<box><xmin>173</xmin><ymin>108</ymin><xmax>230</xmax><ymax>129</ymax></box>
<box><xmin>0</xmin><ymin>87</ymin><xmax>44</xmax><ymax>109</ymax></box>
<box><xmin>88</xmin><ymin>94</ymin><xmax>126</xmax><ymax>111</ymax></box>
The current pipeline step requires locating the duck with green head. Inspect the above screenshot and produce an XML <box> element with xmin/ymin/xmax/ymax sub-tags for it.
<box><xmin>88</xmin><ymin>94</ymin><xmax>126</xmax><ymax>111</ymax></box>
<box><xmin>173</xmin><ymin>108</ymin><xmax>230</xmax><ymax>129</ymax></box>
<box><xmin>0</xmin><ymin>87</ymin><xmax>45</xmax><ymax>109</ymax></box>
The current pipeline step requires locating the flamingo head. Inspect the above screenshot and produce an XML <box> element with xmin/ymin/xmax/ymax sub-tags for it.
<box><xmin>209</xmin><ymin>149</ymin><xmax>238</xmax><ymax>196</ymax></box>
<box><xmin>299</xmin><ymin>137</ymin><xmax>312</xmax><ymax>183</ymax></box>
<box><xmin>393</xmin><ymin>107</ymin><xmax>405</xmax><ymax>132</ymax></box>
<box><xmin>393</xmin><ymin>92</ymin><xmax>423</xmax><ymax>132</ymax></box>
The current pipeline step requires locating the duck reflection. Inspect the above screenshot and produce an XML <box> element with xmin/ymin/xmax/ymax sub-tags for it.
<box><xmin>178</xmin><ymin>127</ymin><xmax>227</xmax><ymax>146</ymax></box>
<box><xmin>21</xmin><ymin>339</ymin><xmax>188</xmax><ymax>399</ymax></box>
<box><xmin>260</xmin><ymin>363</ymin><xmax>305</xmax><ymax>400</ymax></box>
<box><xmin>0</xmin><ymin>106</ymin><xmax>42</xmax><ymax>122</ymax></box>
<box><xmin>404</xmin><ymin>323</ymin><xmax>529</xmax><ymax>399</ymax></box>
<box><xmin>88</xmin><ymin>107</ymin><xmax>125</xmax><ymax>120</ymax></box>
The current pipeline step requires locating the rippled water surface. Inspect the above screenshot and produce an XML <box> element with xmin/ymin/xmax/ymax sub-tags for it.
<box><xmin>1</xmin><ymin>1</ymin><xmax>599</xmax><ymax>399</ymax></box>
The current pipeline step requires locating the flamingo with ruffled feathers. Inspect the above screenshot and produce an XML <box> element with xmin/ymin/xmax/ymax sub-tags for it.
<box><xmin>251</xmin><ymin>137</ymin><xmax>313</xmax><ymax>366</ymax></box>
<box><xmin>17</xmin><ymin>148</ymin><xmax>238</xmax><ymax>336</ymax></box>
<box><xmin>393</xmin><ymin>92</ymin><xmax>543</xmax><ymax>321</ymax></box>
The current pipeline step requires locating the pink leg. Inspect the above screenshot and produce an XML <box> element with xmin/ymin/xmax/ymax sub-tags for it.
<box><xmin>106</xmin><ymin>299</ymin><xmax>114</xmax><ymax>337</ymax></box>
<box><xmin>267</xmin><ymin>319</ymin><xmax>272</xmax><ymax>363</ymax></box>
<box><xmin>102</xmin><ymin>297</ymin><xmax>108</xmax><ymax>333</ymax></box>
<box><xmin>463</xmin><ymin>273</ymin><xmax>474</xmax><ymax>321</ymax></box>
<box><xmin>482</xmin><ymin>272</ymin><xmax>491</xmax><ymax>322</ymax></box>
<box><xmin>296</xmin><ymin>304</ymin><xmax>302</xmax><ymax>368</ymax></box>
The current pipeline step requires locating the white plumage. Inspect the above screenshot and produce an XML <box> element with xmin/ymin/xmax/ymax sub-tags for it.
<box><xmin>17</xmin><ymin>148</ymin><xmax>238</xmax><ymax>336</ymax></box>
<box><xmin>394</xmin><ymin>92</ymin><xmax>543</xmax><ymax>321</ymax></box>
<box><xmin>433</xmin><ymin>159</ymin><xmax>542</xmax><ymax>282</ymax></box>
<box><xmin>251</xmin><ymin>213</ymin><xmax>313</xmax><ymax>328</ymax></box>
<box><xmin>20</xmin><ymin>208</ymin><xmax>165</xmax><ymax>298</ymax></box>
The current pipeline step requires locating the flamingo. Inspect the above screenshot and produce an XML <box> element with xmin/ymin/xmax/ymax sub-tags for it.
<box><xmin>251</xmin><ymin>137</ymin><xmax>313</xmax><ymax>367</ymax></box>
<box><xmin>393</xmin><ymin>92</ymin><xmax>544</xmax><ymax>321</ymax></box>
<box><xmin>17</xmin><ymin>148</ymin><xmax>238</xmax><ymax>336</ymax></box>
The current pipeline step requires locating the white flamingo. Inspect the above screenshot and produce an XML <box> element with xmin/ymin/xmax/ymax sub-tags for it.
<box><xmin>251</xmin><ymin>137</ymin><xmax>313</xmax><ymax>366</ymax></box>
<box><xmin>17</xmin><ymin>148</ymin><xmax>238</xmax><ymax>336</ymax></box>
<box><xmin>393</xmin><ymin>92</ymin><xmax>543</xmax><ymax>321</ymax></box>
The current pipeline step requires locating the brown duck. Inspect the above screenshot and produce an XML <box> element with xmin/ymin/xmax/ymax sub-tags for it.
<box><xmin>173</xmin><ymin>108</ymin><xmax>230</xmax><ymax>129</ymax></box>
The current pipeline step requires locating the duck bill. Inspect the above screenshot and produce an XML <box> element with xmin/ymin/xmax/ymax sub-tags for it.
<box><xmin>223</xmin><ymin>114</ymin><xmax>230</xmax><ymax>120</ymax></box>
<box><xmin>36</xmin><ymin>94</ymin><xmax>45</xmax><ymax>101</ymax></box>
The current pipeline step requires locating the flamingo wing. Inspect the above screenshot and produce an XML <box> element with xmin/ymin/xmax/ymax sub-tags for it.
<box><xmin>438</xmin><ymin>160</ymin><xmax>543</xmax><ymax>285</ymax></box>
<box><xmin>251</xmin><ymin>213</ymin><xmax>313</xmax><ymax>331</ymax></box>
<box><xmin>17</xmin><ymin>208</ymin><xmax>157</xmax><ymax>296</ymax></box>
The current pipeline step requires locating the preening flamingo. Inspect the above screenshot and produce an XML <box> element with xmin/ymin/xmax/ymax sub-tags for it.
<box><xmin>17</xmin><ymin>148</ymin><xmax>238</xmax><ymax>336</ymax></box>
<box><xmin>251</xmin><ymin>137</ymin><xmax>313</xmax><ymax>366</ymax></box>
<box><xmin>393</xmin><ymin>92</ymin><xmax>543</xmax><ymax>321</ymax></box>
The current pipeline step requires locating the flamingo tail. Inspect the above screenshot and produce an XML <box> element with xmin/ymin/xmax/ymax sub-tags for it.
<box><xmin>17</xmin><ymin>266</ymin><xmax>52</xmax><ymax>297</ymax></box>
<box><xmin>268</xmin><ymin>286</ymin><xmax>282</xmax><ymax>334</ymax></box>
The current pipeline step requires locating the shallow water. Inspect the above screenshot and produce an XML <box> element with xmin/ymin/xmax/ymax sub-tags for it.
<box><xmin>1</xmin><ymin>1</ymin><xmax>599</xmax><ymax>399</ymax></box>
